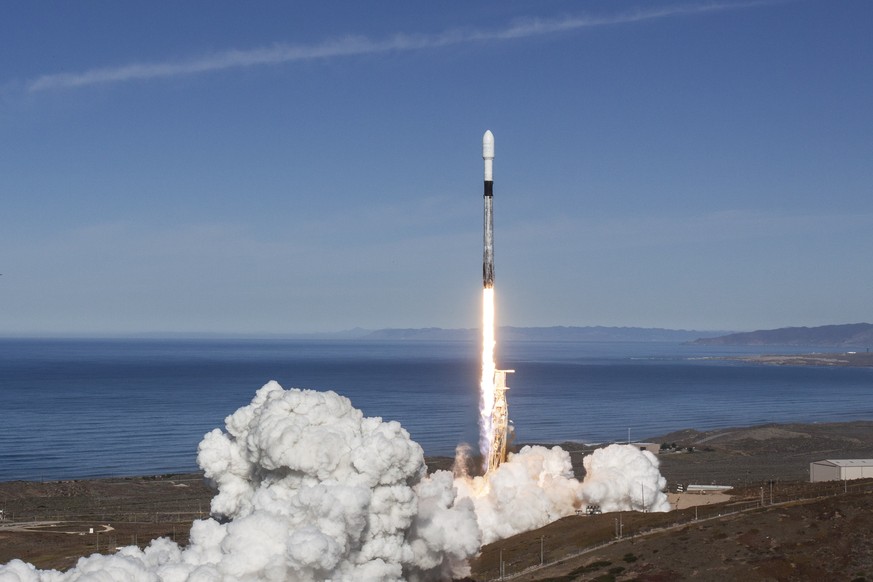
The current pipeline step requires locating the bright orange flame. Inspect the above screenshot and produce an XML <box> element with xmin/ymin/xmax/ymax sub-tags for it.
<box><xmin>479</xmin><ymin>287</ymin><xmax>496</xmax><ymax>467</ymax></box>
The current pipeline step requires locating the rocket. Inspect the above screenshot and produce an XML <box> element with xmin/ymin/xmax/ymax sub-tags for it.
<box><xmin>482</xmin><ymin>130</ymin><xmax>494</xmax><ymax>289</ymax></box>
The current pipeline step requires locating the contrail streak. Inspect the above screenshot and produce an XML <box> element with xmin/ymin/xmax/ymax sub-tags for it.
<box><xmin>27</xmin><ymin>1</ymin><xmax>776</xmax><ymax>92</ymax></box>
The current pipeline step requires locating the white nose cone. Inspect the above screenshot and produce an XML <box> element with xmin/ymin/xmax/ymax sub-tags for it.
<box><xmin>482</xmin><ymin>130</ymin><xmax>495</xmax><ymax>160</ymax></box>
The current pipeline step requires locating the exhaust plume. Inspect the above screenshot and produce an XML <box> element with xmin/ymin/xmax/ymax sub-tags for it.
<box><xmin>454</xmin><ymin>443</ymin><xmax>669</xmax><ymax>544</ymax></box>
<box><xmin>479</xmin><ymin>287</ymin><xmax>497</xmax><ymax>464</ymax></box>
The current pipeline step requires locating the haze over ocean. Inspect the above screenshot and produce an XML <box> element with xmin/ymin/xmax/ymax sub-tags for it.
<box><xmin>3</xmin><ymin>338</ymin><xmax>871</xmax><ymax>482</ymax></box>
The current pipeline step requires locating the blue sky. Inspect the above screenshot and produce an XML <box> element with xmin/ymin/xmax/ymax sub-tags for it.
<box><xmin>2</xmin><ymin>0</ymin><xmax>872</xmax><ymax>335</ymax></box>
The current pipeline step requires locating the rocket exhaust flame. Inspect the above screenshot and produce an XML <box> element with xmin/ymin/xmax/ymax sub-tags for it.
<box><xmin>479</xmin><ymin>287</ymin><xmax>496</xmax><ymax>463</ymax></box>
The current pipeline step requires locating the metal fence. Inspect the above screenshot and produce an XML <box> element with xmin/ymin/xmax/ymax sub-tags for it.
<box><xmin>482</xmin><ymin>479</ymin><xmax>873</xmax><ymax>581</ymax></box>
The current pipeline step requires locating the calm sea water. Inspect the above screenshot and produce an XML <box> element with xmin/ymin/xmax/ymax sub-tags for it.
<box><xmin>1</xmin><ymin>338</ymin><xmax>871</xmax><ymax>481</ymax></box>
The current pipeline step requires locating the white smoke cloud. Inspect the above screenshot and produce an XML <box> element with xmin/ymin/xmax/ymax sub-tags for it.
<box><xmin>454</xmin><ymin>443</ymin><xmax>669</xmax><ymax>544</ymax></box>
<box><xmin>0</xmin><ymin>383</ymin><xmax>480</xmax><ymax>582</ymax></box>
<box><xmin>455</xmin><ymin>445</ymin><xmax>582</xmax><ymax>544</ymax></box>
<box><xmin>0</xmin><ymin>382</ymin><xmax>669</xmax><ymax>581</ymax></box>
<box><xmin>580</xmin><ymin>444</ymin><xmax>671</xmax><ymax>513</ymax></box>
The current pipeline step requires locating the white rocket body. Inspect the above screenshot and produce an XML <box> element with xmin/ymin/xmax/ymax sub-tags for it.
<box><xmin>483</xmin><ymin>130</ymin><xmax>494</xmax><ymax>289</ymax></box>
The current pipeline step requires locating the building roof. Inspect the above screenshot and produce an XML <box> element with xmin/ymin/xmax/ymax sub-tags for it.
<box><xmin>812</xmin><ymin>459</ymin><xmax>873</xmax><ymax>467</ymax></box>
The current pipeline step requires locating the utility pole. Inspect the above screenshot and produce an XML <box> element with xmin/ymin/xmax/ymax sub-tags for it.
<box><xmin>540</xmin><ymin>536</ymin><xmax>544</xmax><ymax>566</ymax></box>
<box><xmin>499</xmin><ymin>548</ymin><xmax>504</xmax><ymax>580</ymax></box>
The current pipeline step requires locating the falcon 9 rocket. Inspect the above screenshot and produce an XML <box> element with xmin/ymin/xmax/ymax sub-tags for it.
<box><xmin>483</xmin><ymin>130</ymin><xmax>494</xmax><ymax>289</ymax></box>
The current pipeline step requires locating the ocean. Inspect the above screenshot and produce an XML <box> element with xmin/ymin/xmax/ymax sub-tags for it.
<box><xmin>1</xmin><ymin>338</ymin><xmax>871</xmax><ymax>482</ymax></box>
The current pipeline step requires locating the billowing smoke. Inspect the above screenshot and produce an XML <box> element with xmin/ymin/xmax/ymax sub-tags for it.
<box><xmin>0</xmin><ymin>383</ymin><xmax>669</xmax><ymax>581</ymax></box>
<box><xmin>455</xmin><ymin>445</ymin><xmax>585</xmax><ymax>544</ymax></box>
<box><xmin>0</xmin><ymin>383</ymin><xmax>481</xmax><ymax>582</ymax></box>
<box><xmin>454</xmin><ymin>443</ymin><xmax>669</xmax><ymax>544</ymax></box>
<box><xmin>195</xmin><ymin>382</ymin><xmax>481</xmax><ymax>581</ymax></box>
<box><xmin>580</xmin><ymin>444</ymin><xmax>670</xmax><ymax>513</ymax></box>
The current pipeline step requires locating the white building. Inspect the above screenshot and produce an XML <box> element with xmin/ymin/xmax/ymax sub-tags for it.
<box><xmin>809</xmin><ymin>459</ymin><xmax>873</xmax><ymax>482</ymax></box>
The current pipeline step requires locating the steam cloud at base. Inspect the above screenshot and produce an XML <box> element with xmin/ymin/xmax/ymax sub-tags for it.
<box><xmin>0</xmin><ymin>382</ymin><xmax>669</xmax><ymax>581</ymax></box>
<box><xmin>454</xmin><ymin>443</ymin><xmax>669</xmax><ymax>545</ymax></box>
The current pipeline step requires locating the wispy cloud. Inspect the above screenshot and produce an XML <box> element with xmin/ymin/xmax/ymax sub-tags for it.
<box><xmin>27</xmin><ymin>1</ymin><xmax>775</xmax><ymax>92</ymax></box>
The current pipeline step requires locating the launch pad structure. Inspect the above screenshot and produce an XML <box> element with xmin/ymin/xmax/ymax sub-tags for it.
<box><xmin>486</xmin><ymin>369</ymin><xmax>515</xmax><ymax>474</ymax></box>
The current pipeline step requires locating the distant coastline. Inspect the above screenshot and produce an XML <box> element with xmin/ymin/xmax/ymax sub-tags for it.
<box><xmin>0</xmin><ymin>326</ymin><xmax>732</xmax><ymax>342</ymax></box>
<box><xmin>361</xmin><ymin>325</ymin><xmax>730</xmax><ymax>342</ymax></box>
<box><xmin>691</xmin><ymin>322</ymin><xmax>873</xmax><ymax>347</ymax></box>
<box><xmin>717</xmin><ymin>351</ymin><xmax>873</xmax><ymax>367</ymax></box>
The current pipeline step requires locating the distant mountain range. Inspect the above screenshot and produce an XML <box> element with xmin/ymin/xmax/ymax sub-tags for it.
<box><xmin>692</xmin><ymin>323</ymin><xmax>873</xmax><ymax>347</ymax></box>
<box><xmin>44</xmin><ymin>324</ymin><xmax>873</xmax><ymax>346</ymax></box>
<box><xmin>62</xmin><ymin>327</ymin><xmax>726</xmax><ymax>342</ymax></box>
<box><xmin>362</xmin><ymin>326</ymin><xmax>728</xmax><ymax>342</ymax></box>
